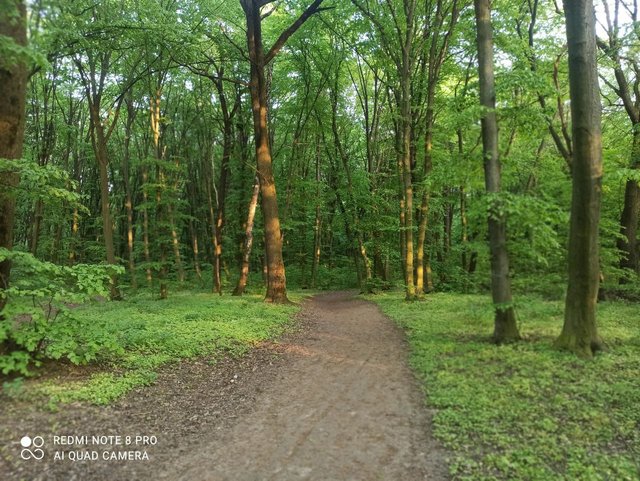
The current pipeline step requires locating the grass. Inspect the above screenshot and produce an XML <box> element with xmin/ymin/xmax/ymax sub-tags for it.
<box><xmin>6</xmin><ymin>290</ymin><xmax>301</xmax><ymax>407</ymax></box>
<box><xmin>369</xmin><ymin>292</ymin><xmax>640</xmax><ymax>481</ymax></box>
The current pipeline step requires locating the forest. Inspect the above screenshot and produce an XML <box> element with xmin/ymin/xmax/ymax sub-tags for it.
<box><xmin>0</xmin><ymin>1</ymin><xmax>639</xmax><ymax>480</ymax></box>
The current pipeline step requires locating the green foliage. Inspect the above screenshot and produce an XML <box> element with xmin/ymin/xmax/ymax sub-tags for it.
<box><xmin>0</xmin><ymin>248</ymin><xmax>122</xmax><ymax>375</ymax></box>
<box><xmin>370</xmin><ymin>292</ymin><xmax>640</xmax><ymax>481</ymax></box>
<box><xmin>11</xmin><ymin>291</ymin><xmax>300</xmax><ymax>407</ymax></box>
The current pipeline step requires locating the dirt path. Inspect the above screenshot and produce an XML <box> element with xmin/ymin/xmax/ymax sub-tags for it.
<box><xmin>1</xmin><ymin>291</ymin><xmax>448</xmax><ymax>481</ymax></box>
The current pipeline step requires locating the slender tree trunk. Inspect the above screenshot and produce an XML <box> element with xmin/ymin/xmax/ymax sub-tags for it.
<box><xmin>0</xmin><ymin>0</ymin><xmax>27</xmax><ymax>318</ymax></box>
<box><xmin>233</xmin><ymin>177</ymin><xmax>260</xmax><ymax>296</ymax></box>
<box><xmin>141</xmin><ymin>167</ymin><xmax>153</xmax><ymax>285</ymax></box>
<box><xmin>474</xmin><ymin>0</ymin><xmax>520</xmax><ymax>342</ymax></box>
<box><xmin>416</xmin><ymin>103</ymin><xmax>434</xmax><ymax>297</ymax></box>
<box><xmin>555</xmin><ymin>0</ymin><xmax>604</xmax><ymax>357</ymax></box>
<box><xmin>617</xmin><ymin>129</ymin><xmax>640</xmax><ymax>277</ymax></box>
<box><xmin>189</xmin><ymin>218</ymin><xmax>203</xmax><ymax>282</ymax></box>
<box><xmin>93</xmin><ymin>120</ymin><xmax>121</xmax><ymax>300</ymax></box>
<box><xmin>68</xmin><ymin>206</ymin><xmax>79</xmax><ymax>264</ymax></box>
<box><xmin>400</xmin><ymin>62</ymin><xmax>415</xmax><ymax>300</ymax></box>
<box><xmin>212</xmin><ymin>78</ymin><xmax>234</xmax><ymax>294</ymax></box>
<box><xmin>150</xmin><ymin>91</ymin><xmax>168</xmax><ymax>299</ymax></box>
<box><xmin>167</xmin><ymin>203</ymin><xmax>185</xmax><ymax>282</ymax></box>
<box><xmin>461</xmin><ymin>185</ymin><xmax>468</xmax><ymax>270</ymax></box>
<box><xmin>311</xmin><ymin>139</ymin><xmax>322</xmax><ymax>289</ymax></box>
<box><xmin>123</xmin><ymin>98</ymin><xmax>137</xmax><ymax>288</ymax></box>
<box><xmin>29</xmin><ymin>200</ymin><xmax>43</xmax><ymax>255</ymax></box>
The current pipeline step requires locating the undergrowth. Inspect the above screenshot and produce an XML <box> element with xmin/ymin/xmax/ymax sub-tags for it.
<box><xmin>3</xmin><ymin>291</ymin><xmax>300</xmax><ymax>407</ymax></box>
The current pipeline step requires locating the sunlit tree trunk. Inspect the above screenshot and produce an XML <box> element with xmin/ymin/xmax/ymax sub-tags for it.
<box><xmin>242</xmin><ymin>0</ymin><xmax>288</xmax><ymax>303</ymax></box>
<box><xmin>474</xmin><ymin>0</ymin><xmax>521</xmax><ymax>343</ymax></box>
<box><xmin>555</xmin><ymin>0</ymin><xmax>604</xmax><ymax>357</ymax></box>
<box><xmin>150</xmin><ymin>90</ymin><xmax>168</xmax><ymax>299</ymax></box>
<box><xmin>233</xmin><ymin>177</ymin><xmax>260</xmax><ymax>296</ymax></box>
<box><xmin>240</xmin><ymin>0</ymin><xmax>325</xmax><ymax>302</ymax></box>
<box><xmin>123</xmin><ymin>95</ymin><xmax>137</xmax><ymax>289</ymax></box>
<box><xmin>141</xmin><ymin>166</ymin><xmax>153</xmax><ymax>286</ymax></box>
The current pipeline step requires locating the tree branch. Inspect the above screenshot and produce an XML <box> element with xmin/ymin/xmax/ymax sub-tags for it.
<box><xmin>264</xmin><ymin>0</ymin><xmax>327</xmax><ymax>65</ymax></box>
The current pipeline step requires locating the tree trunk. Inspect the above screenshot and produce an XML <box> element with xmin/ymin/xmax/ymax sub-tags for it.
<box><xmin>212</xmin><ymin>77</ymin><xmax>234</xmax><ymax>294</ymax></box>
<box><xmin>233</xmin><ymin>177</ymin><xmax>260</xmax><ymax>296</ymax></box>
<box><xmin>311</xmin><ymin>138</ymin><xmax>322</xmax><ymax>289</ymax></box>
<box><xmin>617</xmin><ymin>129</ymin><xmax>640</xmax><ymax>277</ymax></box>
<box><xmin>474</xmin><ymin>0</ymin><xmax>520</xmax><ymax>342</ymax></box>
<box><xmin>141</xmin><ymin>167</ymin><xmax>153</xmax><ymax>285</ymax></box>
<box><xmin>400</xmin><ymin>35</ymin><xmax>416</xmax><ymax>301</ymax></box>
<box><xmin>123</xmin><ymin>97</ymin><xmax>137</xmax><ymax>289</ymax></box>
<box><xmin>242</xmin><ymin>1</ymin><xmax>288</xmax><ymax>303</ymax></box>
<box><xmin>0</xmin><ymin>0</ymin><xmax>27</xmax><ymax>317</ymax></box>
<box><xmin>555</xmin><ymin>0</ymin><xmax>604</xmax><ymax>357</ymax></box>
<box><xmin>93</xmin><ymin>121</ymin><xmax>121</xmax><ymax>300</ymax></box>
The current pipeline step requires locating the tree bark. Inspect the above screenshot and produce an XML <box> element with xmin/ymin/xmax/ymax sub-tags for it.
<box><xmin>617</xmin><ymin>130</ymin><xmax>640</xmax><ymax>277</ymax></box>
<box><xmin>0</xmin><ymin>0</ymin><xmax>27</xmax><ymax>316</ymax></box>
<box><xmin>555</xmin><ymin>0</ymin><xmax>604</xmax><ymax>357</ymax></box>
<box><xmin>123</xmin><ymin>95</ymin><xmax>137</xmax><ymax>289</ymax></box>
<box><xmin>233</xmin><ymin>177</ymin><xmax>260</xmax><ymax>296</ymax></box>
<box><xmin>91</xmin><ymin>113</ymin><xmax>121</xmax><ymax>300</ymax></box>
<box><xmin>474</xmin><ymin>0</ymin><xmax>521</xmax><ymax>343</ymax></box>
<box><xmin>240</xmin><ymin>0</ymin><xmax>325</xmax><ymax>302</ymax></box>
<box><xmin>243</xmin><ymin>0</ymin><xmax>288</xmax><ymax>302</ymax></box>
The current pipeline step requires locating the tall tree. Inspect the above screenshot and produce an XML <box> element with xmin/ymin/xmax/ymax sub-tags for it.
<box><xmin>555</xmin><ymin>0</ymin><xmax>604</xmax><ymax>357</ymax></box>
<box><xmin>0</xmin><ymin>0</ymin><xmax>27</xmax><ymax>316</ymax></box>
<box><xmin>474</xmin><ymin>0</ymin><xmax>521</xmax><ymax>342</ymax></box>
<box><xmin>239</xmin><ymin>0</ymin><xmax>327</xmax><ymax>303</ymax></box>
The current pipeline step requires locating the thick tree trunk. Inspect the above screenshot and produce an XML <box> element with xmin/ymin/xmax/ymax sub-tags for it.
<box><xmin>240</xmin><ymin>0</ymin><xmax>325</xmax><ymax>302</ymax></box>
<box><xmin>233</xmin><ymin>177</ymin><xmax>260</xmax><ymax>296</ymax></box>
<box><xmin>474</xmin><ymin>0</ymin><xmax>520</xmax><ymax>342</ymax></box>
<box><xmin>242</xmin><ymin>1</ymin><xmax>288</xmax><ymax>303</ymax></box>
<box><xmin>0</xmin><ymin>0</ymin><xmax>27</xmax><ymax>317</ymax></box>
<box><xmin>555</xmin><ymin>0</ymin><xmax>604</xmax><ymax>357</ymax></box>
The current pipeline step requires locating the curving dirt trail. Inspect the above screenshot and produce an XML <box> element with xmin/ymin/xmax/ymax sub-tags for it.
<box><xmin>1</xmin><ymin>291</ymin><xmax>448</xmax><ymax>481</ymax></box>
<box><xmin>164</xmin><ymin>291</ymin><xmax>448</xmax><ymax>481</ymax></box>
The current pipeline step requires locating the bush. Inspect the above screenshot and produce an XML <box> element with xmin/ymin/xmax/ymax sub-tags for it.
<box><xmin>0</xmin><ymin>248</ymin><xmax>122</xmax><ymax>375</ymax></box>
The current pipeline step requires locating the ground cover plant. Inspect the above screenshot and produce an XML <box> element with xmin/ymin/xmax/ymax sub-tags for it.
<box><xmin>3</xmin><ymin>291</ymin><xmax>300</xmax><ymax>407</ymax></box>
<box><xmin>371</xmin><ymin>292</ymin><xmax>640</xmax><ymax>481</ymax></box>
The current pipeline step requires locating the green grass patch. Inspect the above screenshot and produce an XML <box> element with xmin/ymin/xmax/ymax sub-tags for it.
<box><xmin>10</xmin><ymin>291</ymin><xmax>301</xmax><ymax>407</ymax></box>
<box><xmin>369</xmin><ymin>292</ymin><xmax>640</xmax><ymax>481</ymax></box>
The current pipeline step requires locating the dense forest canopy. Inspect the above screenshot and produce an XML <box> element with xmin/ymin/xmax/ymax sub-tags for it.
<box><xmin>0</xmin><ymin>0</ymin><xmax>638</xmax><ymax>366</ymax></box>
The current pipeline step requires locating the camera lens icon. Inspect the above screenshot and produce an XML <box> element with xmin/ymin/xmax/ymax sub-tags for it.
<box><xmin>20</xmin><ymin>435</ymin><xmax>44</xmax><ymax>460</ymax></box>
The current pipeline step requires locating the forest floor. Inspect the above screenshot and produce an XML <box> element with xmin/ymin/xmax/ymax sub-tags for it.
<box><xmin>0</xmin><ymin>291</ymin><xmax>448</xmax><ymax>481</ymax></box>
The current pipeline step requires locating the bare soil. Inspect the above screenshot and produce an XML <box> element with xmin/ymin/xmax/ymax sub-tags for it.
<box><xmin>0</xmin><ymin>291</ymin><xmax>448</xmax><ymax>481</ymax></box>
